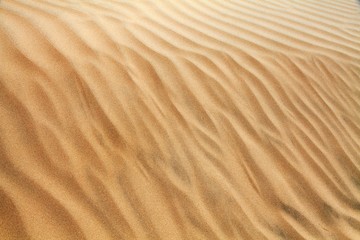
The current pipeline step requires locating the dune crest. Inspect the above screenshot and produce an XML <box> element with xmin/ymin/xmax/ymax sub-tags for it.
<box><xmin>1</xmin><ymin>0</ymin><xmax>360</xmax><ymax>239</ymax></box>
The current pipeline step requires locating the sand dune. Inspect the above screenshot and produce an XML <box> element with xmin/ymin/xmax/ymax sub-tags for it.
<box><xmin>0</xmin><ymin>0</ymin><xmax>360</xmax><ymax>239</ymax></box>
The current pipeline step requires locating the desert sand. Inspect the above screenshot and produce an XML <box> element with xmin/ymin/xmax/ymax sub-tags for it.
<box><xmin>0</xmin><ymin>0</ymin><xmax>360</xmax><ymax>239</ymax></box>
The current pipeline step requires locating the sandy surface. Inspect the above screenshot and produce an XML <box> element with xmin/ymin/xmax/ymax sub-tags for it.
<box><xmin>0</xmin><ymin>0</ymin><xmax>360</xmax><ymax>239</ymax></box>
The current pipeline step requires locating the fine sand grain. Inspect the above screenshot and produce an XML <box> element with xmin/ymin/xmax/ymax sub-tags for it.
<box><xmin>1</xmin><ymin>0</ymin><xmax>360</xmax><ymax>239</ymax></box>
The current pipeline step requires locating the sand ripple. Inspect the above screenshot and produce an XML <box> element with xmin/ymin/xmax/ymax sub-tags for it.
<box><xmin>1</xmin><ymin>0</ymin><xmax>360</xmax><ymax>239</ymax></box>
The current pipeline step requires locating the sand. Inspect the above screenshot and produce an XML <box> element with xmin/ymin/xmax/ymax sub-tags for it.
<box><xmin>0</xmin><ymin>0</ymin><xmax>360</xmax><ymax>239</ymax></box>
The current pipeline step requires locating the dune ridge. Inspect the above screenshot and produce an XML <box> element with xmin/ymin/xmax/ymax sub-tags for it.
<box><xmin>1</xmin><ymin>0</ymin><xmax>360</xmax><ymax>239</ymax></box>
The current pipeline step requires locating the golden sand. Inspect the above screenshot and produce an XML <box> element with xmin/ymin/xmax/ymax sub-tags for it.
<box><xmin>1</xmin><ymin>0</ymin><xmax>360</xmax><ymax>239</ymax></box>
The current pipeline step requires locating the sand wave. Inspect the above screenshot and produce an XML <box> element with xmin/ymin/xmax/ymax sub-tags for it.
<box><xmin>1</xmin><ymin>0</ymin><xmax>360</xmax><ymax>239</ymax></box>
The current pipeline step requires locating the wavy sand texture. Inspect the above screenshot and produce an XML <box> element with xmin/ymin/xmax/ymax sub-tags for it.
<box><xmin>1</xmin><ymin>0</ymin><xmax>360</xmax><ymax>239</ymax></box>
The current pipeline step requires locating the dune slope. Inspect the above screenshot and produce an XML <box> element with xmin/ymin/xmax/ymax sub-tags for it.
<box><xmin>1</xmin><ymin>0</ymin><xmax>360</xmax><ymax>239</ymax></box>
